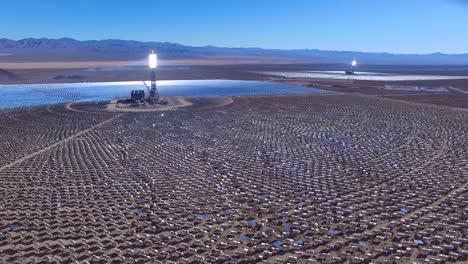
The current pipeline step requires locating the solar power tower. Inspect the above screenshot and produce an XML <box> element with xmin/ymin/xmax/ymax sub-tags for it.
<box><xmin>148</xmin><ymin>51</ymin><xmax>159</xmax><ymax>104</ymax></box>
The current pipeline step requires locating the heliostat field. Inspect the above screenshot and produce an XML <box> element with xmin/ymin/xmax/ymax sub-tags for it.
<box><xmin>0</xmin><ymin>94</ymin><xmax>466</xmax><ymax>263</ymax></box>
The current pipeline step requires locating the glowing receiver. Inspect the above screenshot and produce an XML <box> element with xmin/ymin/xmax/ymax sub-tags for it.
<box><xmin>149</xmin><ymin>52</ymin><xmax>158</xmax><ymax>69</ymax></box>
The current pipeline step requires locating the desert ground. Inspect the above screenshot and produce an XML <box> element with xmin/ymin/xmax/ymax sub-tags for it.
<box><xmin>3</xmin><ymin>61</ymin><xmax>468</xmax><ymax>109</ymax></box>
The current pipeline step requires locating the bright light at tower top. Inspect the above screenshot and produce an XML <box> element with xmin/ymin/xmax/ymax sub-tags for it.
<box><xmin>352</xmin><ymin>60</ymin><xmax>357</xmax><ymax>66</ymax></box>
<box><xmin>149</xmin><ymin>51</ymin><xmax>158</xmax><ymax>69</ymax></box>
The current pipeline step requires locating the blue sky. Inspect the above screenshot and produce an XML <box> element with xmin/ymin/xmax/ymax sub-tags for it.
<box><xmin>1</xmin><ymin>0</ymin><xmax>467</xmax><ymax>54</ymax></box>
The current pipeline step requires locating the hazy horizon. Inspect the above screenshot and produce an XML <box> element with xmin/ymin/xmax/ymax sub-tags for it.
<box><xmin>1</xmin><ymin>0</ymin><xmax>468</xmax><ymax>54</ymax></box>
<box><xmin>3</xmin><ymin>37</ymin><xmax>468</xmax><ymax>56</ymax></box>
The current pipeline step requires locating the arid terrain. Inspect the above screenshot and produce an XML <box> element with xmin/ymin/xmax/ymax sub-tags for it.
<box><xmin>2</xmin><ymin>61</ymin><xmax>468</xmax><ymax>110</ymax></box>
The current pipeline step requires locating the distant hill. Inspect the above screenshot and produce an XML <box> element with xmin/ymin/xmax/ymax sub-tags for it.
<box><xmin>1</xmin><ymin>38</ymin><xmax>468</xmax><ymax>65</ymax></box>
<box><xmin>0</xmin><ymin>68</ymin><xmax>19</xmax><ymax>81</ymax></box>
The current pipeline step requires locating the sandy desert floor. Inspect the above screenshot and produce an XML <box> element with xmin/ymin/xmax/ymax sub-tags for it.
<box><xmin>2</xmin><ymin>62</ymin><xmax>468</xmax><ymax>109</ymax></box>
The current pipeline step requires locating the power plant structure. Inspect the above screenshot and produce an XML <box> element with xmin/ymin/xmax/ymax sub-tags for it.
<box><xmin>345</xmin><ymin>59</ymin><xmax>357</xmax><ymax>75</ymax></box>
<box><xmin>130</xmin><ymin>51</ymin><xmax>160</xmax><ymax>105</ymax></box>
<box><xmin>148</xmin><ymin>51</ymin><xmax>159</xmax><ymax>104</ymax></box>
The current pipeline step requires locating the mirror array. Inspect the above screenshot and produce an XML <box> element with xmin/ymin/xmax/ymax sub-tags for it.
<box><xmin>0</xmin><ymin>80</ymin><xmax>329</xmax><ymax>109</ymax></box>
<box><xmin>0</xmin><ymin>95</ymin><xmax>466</xmax><ymax>263</ymax></box>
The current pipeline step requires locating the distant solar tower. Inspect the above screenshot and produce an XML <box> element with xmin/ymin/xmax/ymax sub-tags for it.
<box><xmin>346</xmin><ymin>59</ymin><xmax>357</xmax><ymax>75</ymax></box>
<box><xmin>149</xmin><ymin>51</ymin><xmax>159</xmax><ymax>104</ymax></box>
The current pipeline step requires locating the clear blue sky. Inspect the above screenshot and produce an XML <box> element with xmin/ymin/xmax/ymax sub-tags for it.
<box><xmin>1</xmin><ymin>0</ymin><xmax>468</xmax><ymax>54</ymax></box>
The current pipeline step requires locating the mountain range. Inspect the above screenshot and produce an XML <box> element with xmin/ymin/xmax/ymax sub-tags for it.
<box><xmin>1</xmin><ymin>38</ymin><xmax>468</xmax><ymax>65</ymax></box>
